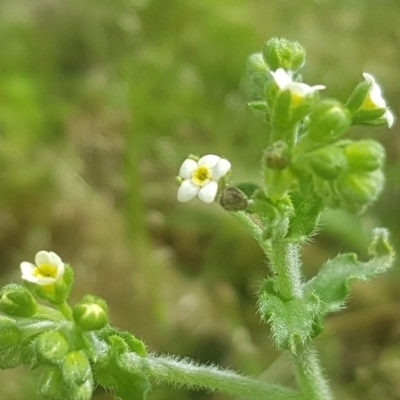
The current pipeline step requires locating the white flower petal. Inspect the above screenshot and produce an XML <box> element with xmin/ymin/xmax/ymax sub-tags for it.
<box><xmin>35</xmin><ymin>277</ymin><xmax>57</xmax><ymax>285</ymax></box>
<box><xmin>35</xmin><ymin>251</ymin><xmax>52</xmax><ymax>266</ymax></box>
<box><xmin>310</xmin><ymin>85</ymin><xmax>326</xmax><ymax>93</ymax></box>
<box><xmin>271</xmin><ymin>68</ymin><xmax>292</xmax><ymax>89</ymax></box>
<box><xmin>198</xmin><ymin>155</ymin><xmax>221</xmax><ymax>168</ymax></box>
<box><xmin>363</xmin><ymin>72</ymin><xmax>386</xmax><ymax>108</ymax></box>
<box><xmin>385</xmin><ymin>109</ymin><xmax>395</xmax><ymax>128</ymax></box>
<box><xmin>20</xmin><ymin>262</ymin><xmax>35</xmax><ymax>280</ymax></box>
<box><xmin>362</xmin><ymin>72</ymin><xmax>376</xmax><ymax>85</ymax></box>
<box><xmin>179</xmin><ymin>159</ymin><xmax>198</xmax><ymax>179</ymax></box>
<box><xmin>55</xmin><ymin>263</ymin><xmax>65</xmax><ymax>280</ymax></box>
<box><xmin>48</xmin><ymin>252</ymin><xmax>62</xmax><ymax>266</ymax></box>
<box><xmin>286</xmin><ymin>82</ymin><xmax>309</xmax><ymax>97</ymax></box>
<box><xmin>212</xmin><ymin>159</ymin><xmax>231</xmax><ymax>180</ymax></box>
<box><xmin>198</xmin><ymin>181</ymin><xmax>218</xmax><ymax>204</ymax></box>
<box><xmin>177</xmin><ymin>179</ymin><xmax>200</xmax><ymax>202</ymax></box>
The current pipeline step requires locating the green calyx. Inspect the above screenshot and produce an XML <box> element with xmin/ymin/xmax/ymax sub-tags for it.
<box><xmin>0</xmin><ymin>284</ymin><xmax>37</xmax><ymax>318</ymax></box>
<box><xmin>262</xmin><ymin>38</ymin><xmax>306</xmax><ymax>71</ymax></box>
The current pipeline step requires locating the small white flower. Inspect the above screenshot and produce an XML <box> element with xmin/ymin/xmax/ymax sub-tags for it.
<box><xmin>362</xmin><ymin>73</ymin><xmax>394</xmax><ymax>128</ymax></box>
<box><xmin>177</xmin><ymin>155</ymin><xmax>231</xmax><ymax>204</ymax></box>
<box><xmin>20</xmin><ymin>251</ymin><xmax>65</xmax><ymax>285</ymax></box>
<box><xmin>270</xmin><ymin>68</ymin><xmax>325</xmax><ymax>104</ymax></box>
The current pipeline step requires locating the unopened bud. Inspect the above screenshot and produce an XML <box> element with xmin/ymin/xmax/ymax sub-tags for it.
<box><xmin>62</xmin><ymin>351</ymin><xmax>92</xmax><ymax>387</ymax></box>
<box><xmin>263</xmin><ymin>38</ymin><xmax>306</xmax><ymax>71</ymax></box>
<box><xmin>344</xmin><ymin>140</ymin><xmax>385</xmax><ymax>172</ymax></box>
<box><xmin>308</xmin><ymin>99</ymin><xmax>351</xmax><ymax>143</ymax></box>
<box><xmin>35</xmin><ymin>331</ymin><xmax>69</xmax><ymax>365</ymax></box>
<box><xmin>73</xmin><ymin>295</ymin><xmax>108</xmax><ymax>331</ymax></box>
<box><xmin>220</xmin><ymin>187</ymin><xmax>248</xmax><ymax>211</ymax></box>
<box><xmin>264</xmin><ymin>141</ymin><xmax>289</xmax><ymax>170</ymax></box>
<box><xmin>310</xmin><ymin>146</ymin><xmax>347</xmax><ymax>180</ymax></box>
<box><xmin>340</xmin><ymin>170</ymin><xmax>384</xmax><ymax>205</ymax></box>
<box><xmin>0</xmin><ymin>316</ymin><xmax>21</xmax><ymax>349</ymax></box>
<box><xmin>0</xmin><ymin>284</ymin><xmax>37</xmax><ymax>317</ymax></box>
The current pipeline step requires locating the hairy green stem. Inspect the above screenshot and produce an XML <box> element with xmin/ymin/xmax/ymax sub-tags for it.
<box><xmin>122</xmin><ymin>352</ymin><xmax>302</xmax><ymax>400</ymax></box>
<box><xmin>232</xmin><ymin>212</ymin><xmax>333</xmax><ymax>399</ymax></box>
<box><xmin>293</xmin><ymin>345</ymin><xmax>333</xmax><ymax>400</ymax></box>
<box><xmin>269</xmin><ymin>241</ymin><xmax>303</xmax><ymax>300</ymax></box>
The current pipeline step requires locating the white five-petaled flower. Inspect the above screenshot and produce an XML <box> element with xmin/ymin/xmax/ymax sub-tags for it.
<box><xmin>362</xmin><ymin>73</ymin><xmax>394</xmax><ymax>128</ymax></box>
<box><xmin>177</xmin><ymin>155</ymin><xmax>231</xmax><ymax>204</ymax></box>
<box><xmin>270</xmin><ymin>68</ymin><xmax>326</xmax><ymax>104</ymax></box>
<box><xmin>20</xmin><ymin>251</ymin><xmax>65</xmax><ymax>285</ymax></box>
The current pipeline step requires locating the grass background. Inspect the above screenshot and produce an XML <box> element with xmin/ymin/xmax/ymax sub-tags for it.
<box><xmin>0</xmin><ymin>0</ymin><xmax>400</xmax><ymax>398</ymax></box>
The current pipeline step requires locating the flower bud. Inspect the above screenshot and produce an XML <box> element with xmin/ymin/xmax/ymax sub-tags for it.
<box><xmin>35</xmin><ymin>331</ymin><xmax>69</xmax><ymax>365</ymax></box>
<box><xmin>0</xmin><ymin>316</ymin><xmax>21</xmax><ymax>349</ymax></box>
<box><xmin>310</xmin><ymin>146</ymin><xmax>347</xmax><ymax>180</ymax></box>
<box><xmin>340</xmin><ymin>170</ymin><xmax>384</xmax><ymax>205</ymax></box>
<box><xmin>308</xmin><ymin>99</ymin><xmax>352</xmax><ymax>143</ymax></box>
<box><xmin>262</xmin><ymin>38</ymin><xmax>306</xmax><ymax>71</ymax></box>
<box><xmin>39</xmin><ymin>368</ymin><xmax>66</xmax><ymax>399</ymax></box>
<box><xmin>263</xmin><ymin>141</ymin><xmax>290</xmax><ymax>170</ymax></box>
<box><xmin>246</xmin><ymin>52</ymin><xmax>269</xmax><ymax>101</ymax></box>
<box><xmin>62</xmin><ymin>350</ymin><xmax>92</xmax><ymax>387</ymax></box>
<box><xmin>344</xmin><ymin>140</ymin><xmax>385</xmax><ymax>172</ymax></box>
<box><xmin>0</xmin><ymin>284</ymin><xmax>37</xmax><ymax>317</ymax></box>
<box><xmin>220</xmin><ymin>187</ymin><xmax>248</xmax><ymax>211</ymax></box>
<box><xmin>73</xmin><ymin>295</ymin><xmax>108</xmax><ymax>331</ymax></box>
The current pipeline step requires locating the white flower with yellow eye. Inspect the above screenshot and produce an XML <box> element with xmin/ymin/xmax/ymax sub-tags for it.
<box><xmin>362</xmin><ymin>73</ymin><xmax>394</xmax><ymax>128</ymax></box>
<box><xmin>177</xmin><ymin>155</ymin><xmax>231</xmax><ymax>204</ymax></box>
<box><xmin>20</xmin><ymin>251</ymin><xmax>65</xmax><ymax>285</ymax></box>
<box><xmin>270</xmin><ymin>68</ymin><xmax>325</xmax><ymax>105</ymax></box>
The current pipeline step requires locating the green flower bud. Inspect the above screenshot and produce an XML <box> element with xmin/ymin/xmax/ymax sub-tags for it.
<box><xmin>0</xmin><ymin>316</ymin><xmax>22</xmax><ymax>349</ymax></box>
<box><xmin>219</xmin><ymin>187</ymin><xmax>248</xmax><ymax>211</ymax></box>
<box><xmin>246</xmin><ymin>52</ymin><xmax>269</xmax><ymax>101</ymax></box>
<box><xmin>61</xmin><ymin>350</ymin><xmax>92</xmax><ymax>387</ymax></box>
<box><xmin>73</xmin><ymin>295</ymin><xmax>108</xmax><ymax>331</ymax></box>
<box><xmin>35</xmin><ymin>331</ymin><xmax>69</xmax><ymax>365</ymax></box>
<box><xmin>39</xmin><ymin>367</ymin><xmax>67</xmax><ymax>399</ymax></box>
<box><xmin>0</xmin><ymin>284</ymin><xmax>37</xmax><ymax>317</ymax></box>
<box><xmin>310</xmin><ymin>146</ymin><xmax>347</xmax><ymax>180</ymax></box>
<box><xmin>344</xmin><ymin>140</ymin><xmax>385</xmax><ymax>172</ymax></box>
<box><xmin>262</xmin><ymin>38</ymin><xmax>306</xmax><ymax>71</ymax></box>
<box><xmin>264</xmin><ymin>141</ymin><xmax>290</xmax><ymax>170</ymax></box>
<box><xmin>308</xmin><ymin>99</ymin><xmax>352</xmax><ymax>143</ymax></box>
<box><xmin>340</xmin><ymin>170</ymin><xmax>384</xmax><ymax>205</ymax></box>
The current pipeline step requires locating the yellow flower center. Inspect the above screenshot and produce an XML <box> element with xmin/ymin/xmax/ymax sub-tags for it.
<box><xmin>291</xmin><ymin>93</ymin><xmax>304</xmax><ymax>107</ymax></box>
<box><xmin>192</xmin><ymin>165</ymin><xmax>212</xmax><ymax>187</ymax></box>
<box><xmin>361</xmin><ymin>95</ymin><xmax>378</xmax><ymax>110</ymax></box>
<box><xmin>33</xmin><ymin>264</ymin><xmax>58</xmax><ymax>279</ymax></box>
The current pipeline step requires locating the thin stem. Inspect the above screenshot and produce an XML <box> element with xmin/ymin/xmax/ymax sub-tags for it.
<box><xmin>231</xmin><ymin>211</ymin><xmax>272</xmax><ymax>257</ymax></box>
<box><xmin>292</xmin><ymin>344</ymin><xmax>334</xmax><ymax>400</ymax></box>
<box><xmin>121</xmin><ymin>352</ymin><xmax>302</xmax><ymax>400</ymax></box>
<box><xmin>57</xmin><ymin>302</ymin><xmax>73</xmax><ymax>321</ymax></box>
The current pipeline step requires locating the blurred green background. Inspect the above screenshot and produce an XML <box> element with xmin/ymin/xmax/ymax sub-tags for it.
<box><xmin>0</xmin><ymin>0</ymin><xmax>399</xmax><ymax>399</ymax></box>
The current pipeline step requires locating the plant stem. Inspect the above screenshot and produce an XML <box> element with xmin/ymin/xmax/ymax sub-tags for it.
<box><xmin>232</xmin><ymin>212</ymin><xmax>333</xmax><ymax>399</ymax></box>
<box><xmin>231</xmin><ymin>211</ymin><xmax>272</xmax><ymax>257</ymax></box>
<box><xmin>293</xmin><ymin>344</ymin><xmax>334</xmax><ymax>400</ymax></box>
<box><xmin>122</xmin><ymin>352</ymin><xmax>302</xmax><ymax>400</ymax></box>
<box><xmin>269</xmin><ymin>239</ymin><xmax>333</xmax><ymax>399</ymax></box>
<box><xmin>269</xmin><ymin>240</ymin><xmax>303</xmax><ymax>300</ymax></box>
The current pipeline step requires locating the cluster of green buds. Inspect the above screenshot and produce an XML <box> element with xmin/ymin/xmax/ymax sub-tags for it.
<box><xmin>0</xmin><ymin>251</ymin><xmax>148</xmax><ymax>400</ymax></box>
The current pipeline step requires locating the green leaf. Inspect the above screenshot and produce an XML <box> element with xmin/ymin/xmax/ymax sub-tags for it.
<box><xmin>286</xmin><ymin>191</ymin><xmax>322</xmax><ymax>240</ymax></box>
<box><xmin>305</xmin><ymin>228</ymin><xmax>394</xmax><ymax>315</ymax></box>
<box><xmin>258</xmin><ymin>280</ymin><xmax>320</xmax><ymax>352</ymax></box>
